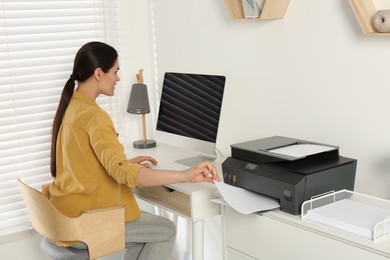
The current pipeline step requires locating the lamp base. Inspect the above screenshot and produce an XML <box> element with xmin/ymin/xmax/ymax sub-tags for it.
<box><xmin>133</xmin><ymin>139</ymin><xmax>156</xmax><ymax>149</ymax></box>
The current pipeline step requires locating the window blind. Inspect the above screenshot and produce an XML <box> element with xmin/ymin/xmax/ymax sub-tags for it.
<box><xmin>0</xmin><ymin>0</ymin><xmax>119</xmax><ymax>238</ymax></box>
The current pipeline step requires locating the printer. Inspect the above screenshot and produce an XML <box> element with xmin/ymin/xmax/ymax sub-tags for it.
<box><xmin>222</xmin><ymin>136</ymin><xmax>357</xmax><ymax>215</ymax></box>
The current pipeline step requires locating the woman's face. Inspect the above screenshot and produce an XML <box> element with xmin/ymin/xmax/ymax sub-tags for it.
<box><xmin>98</xmin><ymin>59</ymin><xmax>120</xmax><ymax>96</ymax></box>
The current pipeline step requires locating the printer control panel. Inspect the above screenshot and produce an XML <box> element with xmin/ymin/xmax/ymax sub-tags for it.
<box><xmin>224</xmin><ymin>162</ymin><xmax>259</xmax><ymax>186</ymax></box>
<box><xmin>244</xmin><ymin>162</ymin><xmax>258</xmax><ymax>171</ymax></box>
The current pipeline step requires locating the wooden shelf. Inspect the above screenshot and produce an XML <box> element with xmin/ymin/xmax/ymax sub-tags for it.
<box><xmin>349</xmin><ymin>0</ymin><xmax>390</xmax><ymax>35</ymax></box>
<box><xmin>224</xmin><ymin>0</ymin><xmax>290</xmax><ymax>20</ymax></box>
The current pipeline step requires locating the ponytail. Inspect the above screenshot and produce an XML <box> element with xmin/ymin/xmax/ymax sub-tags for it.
<box><xmin>50</xmin><ymin>77</ymin><xmax>76</xmax><ymax>177</ymax></box>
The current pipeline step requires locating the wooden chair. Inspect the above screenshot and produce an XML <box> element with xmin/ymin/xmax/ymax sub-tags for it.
<box><xmin>18</xmin><ymin>179</ymin><xmax>125</xmax><ymax>260</ymax></box>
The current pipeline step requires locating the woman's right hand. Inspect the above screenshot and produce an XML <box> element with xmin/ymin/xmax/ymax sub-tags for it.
<box><xmin>181</xmin><ymin>161</ymin><xmax>220</xmax><ymax>183</ymax></box>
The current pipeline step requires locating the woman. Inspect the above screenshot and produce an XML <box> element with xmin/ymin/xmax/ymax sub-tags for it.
<box><xmin>49</xmin><ymin>41</ymin><xmax>219</xmax><ymax>260</ymax></box>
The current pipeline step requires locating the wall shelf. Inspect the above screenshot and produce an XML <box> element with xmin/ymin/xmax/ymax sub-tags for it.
<box><xmin>224</xmin><ymin>0</ymin><xmax>290</xmax><ymax>20</ymax></box>
<box><xmin>349</xmin><ymin>0</ymin><xmax>390</xmax><ymax>35</ymax></box>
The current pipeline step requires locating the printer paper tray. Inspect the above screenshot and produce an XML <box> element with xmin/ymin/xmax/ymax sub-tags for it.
<box><xmin>301</xmin><ymin>189</ymin><xmax>390</xmax><ymax>242</ymax></box>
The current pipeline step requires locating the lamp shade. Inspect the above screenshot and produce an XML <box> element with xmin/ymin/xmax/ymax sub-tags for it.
<box><xmin>127</xmin><ymin>83</ymin><xmax>151</xmax><ymax>114</ymax></box>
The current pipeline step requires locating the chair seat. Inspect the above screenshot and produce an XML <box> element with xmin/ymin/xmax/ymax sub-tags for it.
<box><xmin>40</xmin><ymin>237</ymin><xmax>89</xmax><ymax>260</ymax></box>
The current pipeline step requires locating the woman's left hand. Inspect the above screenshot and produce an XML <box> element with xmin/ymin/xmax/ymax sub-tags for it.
<box><xmin>128</xmin><ymin>156</ymin><xmax>158</xmax><ymax>167</ymax></box>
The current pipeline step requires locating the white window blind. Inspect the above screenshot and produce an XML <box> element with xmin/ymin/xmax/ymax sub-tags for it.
<box><xmin>0</xmin><ymin>0</ymin><xmax>119</xmax><ymax>238</ymax></box>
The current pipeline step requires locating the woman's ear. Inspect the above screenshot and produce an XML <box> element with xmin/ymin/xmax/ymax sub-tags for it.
<box><xmin>94</xmin><ymin>68</ymin><xmax>103</xmax><ymax>81</ymax></box>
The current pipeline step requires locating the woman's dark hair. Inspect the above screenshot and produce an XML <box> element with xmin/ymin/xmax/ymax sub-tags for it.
<box><xmin>50</xmin><ymin>41</ymin><xmax>118</xmax><ymax>177</ymax></box>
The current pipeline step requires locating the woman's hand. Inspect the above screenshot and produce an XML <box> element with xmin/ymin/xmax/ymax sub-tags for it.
<box><xmin>181</xmin><ymin>161</ymin><xmax>220</xmax><ymax>183</ymax></box>
<box><xmin>128</xmin><ymin>156</ymin><xmax>157</xmax><ymax>168</ymax></box>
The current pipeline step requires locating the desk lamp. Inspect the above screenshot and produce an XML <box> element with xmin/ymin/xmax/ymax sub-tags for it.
<box><xmin>127</xmin><ymin>69</ymin><xmax>156</xmax><ymax>149</ymax></box>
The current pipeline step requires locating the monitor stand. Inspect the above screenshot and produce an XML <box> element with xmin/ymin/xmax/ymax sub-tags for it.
<box><xmin>175</xmin><ymin>153</ymin><xmax>217</xmax><ymax>167</ymax></box>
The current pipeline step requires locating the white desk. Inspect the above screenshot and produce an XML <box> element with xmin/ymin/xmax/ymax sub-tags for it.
<box><xmin>222</xmin><ymin>205</ymin><xmax>390</xmax><ymax>260</ymax></box>
<box><xmin>124</xmin><ymin>143</ymin><xmax>223</xmax><ymax>260</ymax></box>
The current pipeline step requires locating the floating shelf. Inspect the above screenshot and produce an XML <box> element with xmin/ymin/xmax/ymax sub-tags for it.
<box><xmin>224</xmin><ymin>0</ymin><xmax>290</xmax><ymax>20</ymax></box>
<box><xmin>349</xmin><ymin>0</ymin><xmax>390</xmax><ymax>35</ymax></box>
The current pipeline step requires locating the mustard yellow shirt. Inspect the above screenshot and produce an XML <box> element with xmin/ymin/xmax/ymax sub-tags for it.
<box><xmin>49</xmin><ymin>91</ymin><xmax>143</xmax><ymax>225</ymax></box>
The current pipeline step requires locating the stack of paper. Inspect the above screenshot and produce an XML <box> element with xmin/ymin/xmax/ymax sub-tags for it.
<box><xmin>268</xmin><ymin>143</ymin><xmax>336</xmax><ymax>159</ymax></box>
<box><xmin>305</xmin><ymin>199</ymin><xmax>390</xmax><ymax>239</ymax></box>
<box><xmin>211</xmin><ymin>181</ymin><xmax>279</xmax><ymax>214</ymax></box>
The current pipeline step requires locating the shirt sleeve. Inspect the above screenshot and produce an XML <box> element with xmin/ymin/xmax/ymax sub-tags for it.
<box><xmin>85</xmin><ymin>110</ymin><xmax>143</xmax><ymax>188</ymax></box>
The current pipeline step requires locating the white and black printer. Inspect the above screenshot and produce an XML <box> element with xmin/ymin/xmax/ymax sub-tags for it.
<box><xmin>222</xmin><ymin>136</ymin><xmax>357</xmax><ymax>215</ymax></box>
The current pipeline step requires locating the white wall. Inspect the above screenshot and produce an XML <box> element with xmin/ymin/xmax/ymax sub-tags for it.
<box><xmin>115</xmin><ymin>0</ymin><xmax>155</xmax><ymax>143</ymax></box>
<box><xmin>148</xmin><ymin>0</ymin><xmax>390</xmax><ymax>200</ymax></box>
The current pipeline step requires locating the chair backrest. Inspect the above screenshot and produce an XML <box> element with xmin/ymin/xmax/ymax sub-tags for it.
<box><xmin>18</xmin><ymin>179</ymin><xmax>125</xmax><ymax>260</ymax></box>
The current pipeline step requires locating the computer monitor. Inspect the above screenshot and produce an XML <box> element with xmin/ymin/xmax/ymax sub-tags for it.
<box><xmin>155</xmin><ymin>72</ymin><xmax>226</xmax><ymax>166</ymax></box>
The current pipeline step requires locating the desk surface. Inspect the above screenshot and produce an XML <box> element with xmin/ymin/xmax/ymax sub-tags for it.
<box><xmin>124</xmin><ymin>142</ymin><xmax>224</xmax><ymax>220</ymax></box>
<box><xmin>124</xmin><ymin>142</ymin><xmax>223</xmax><ymax>192</ymax></box>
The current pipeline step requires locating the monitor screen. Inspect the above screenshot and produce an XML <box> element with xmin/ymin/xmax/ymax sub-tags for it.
<box><xmin>155</xmin><ymin>72</ymin><xmax>226</xmax><ymax>165</ymax></box>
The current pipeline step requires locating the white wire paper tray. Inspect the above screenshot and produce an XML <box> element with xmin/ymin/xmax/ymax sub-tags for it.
<box><xmin>301</xmin><ymin>189</ymin><xmax>390</xmax><ymax>242</ymax></box>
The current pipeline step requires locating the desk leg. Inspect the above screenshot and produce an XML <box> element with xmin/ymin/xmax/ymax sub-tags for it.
<box><xmin>192</xmin><ymin>220</ymin><xmax>204</xmax><ymax>260</ymax></box>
